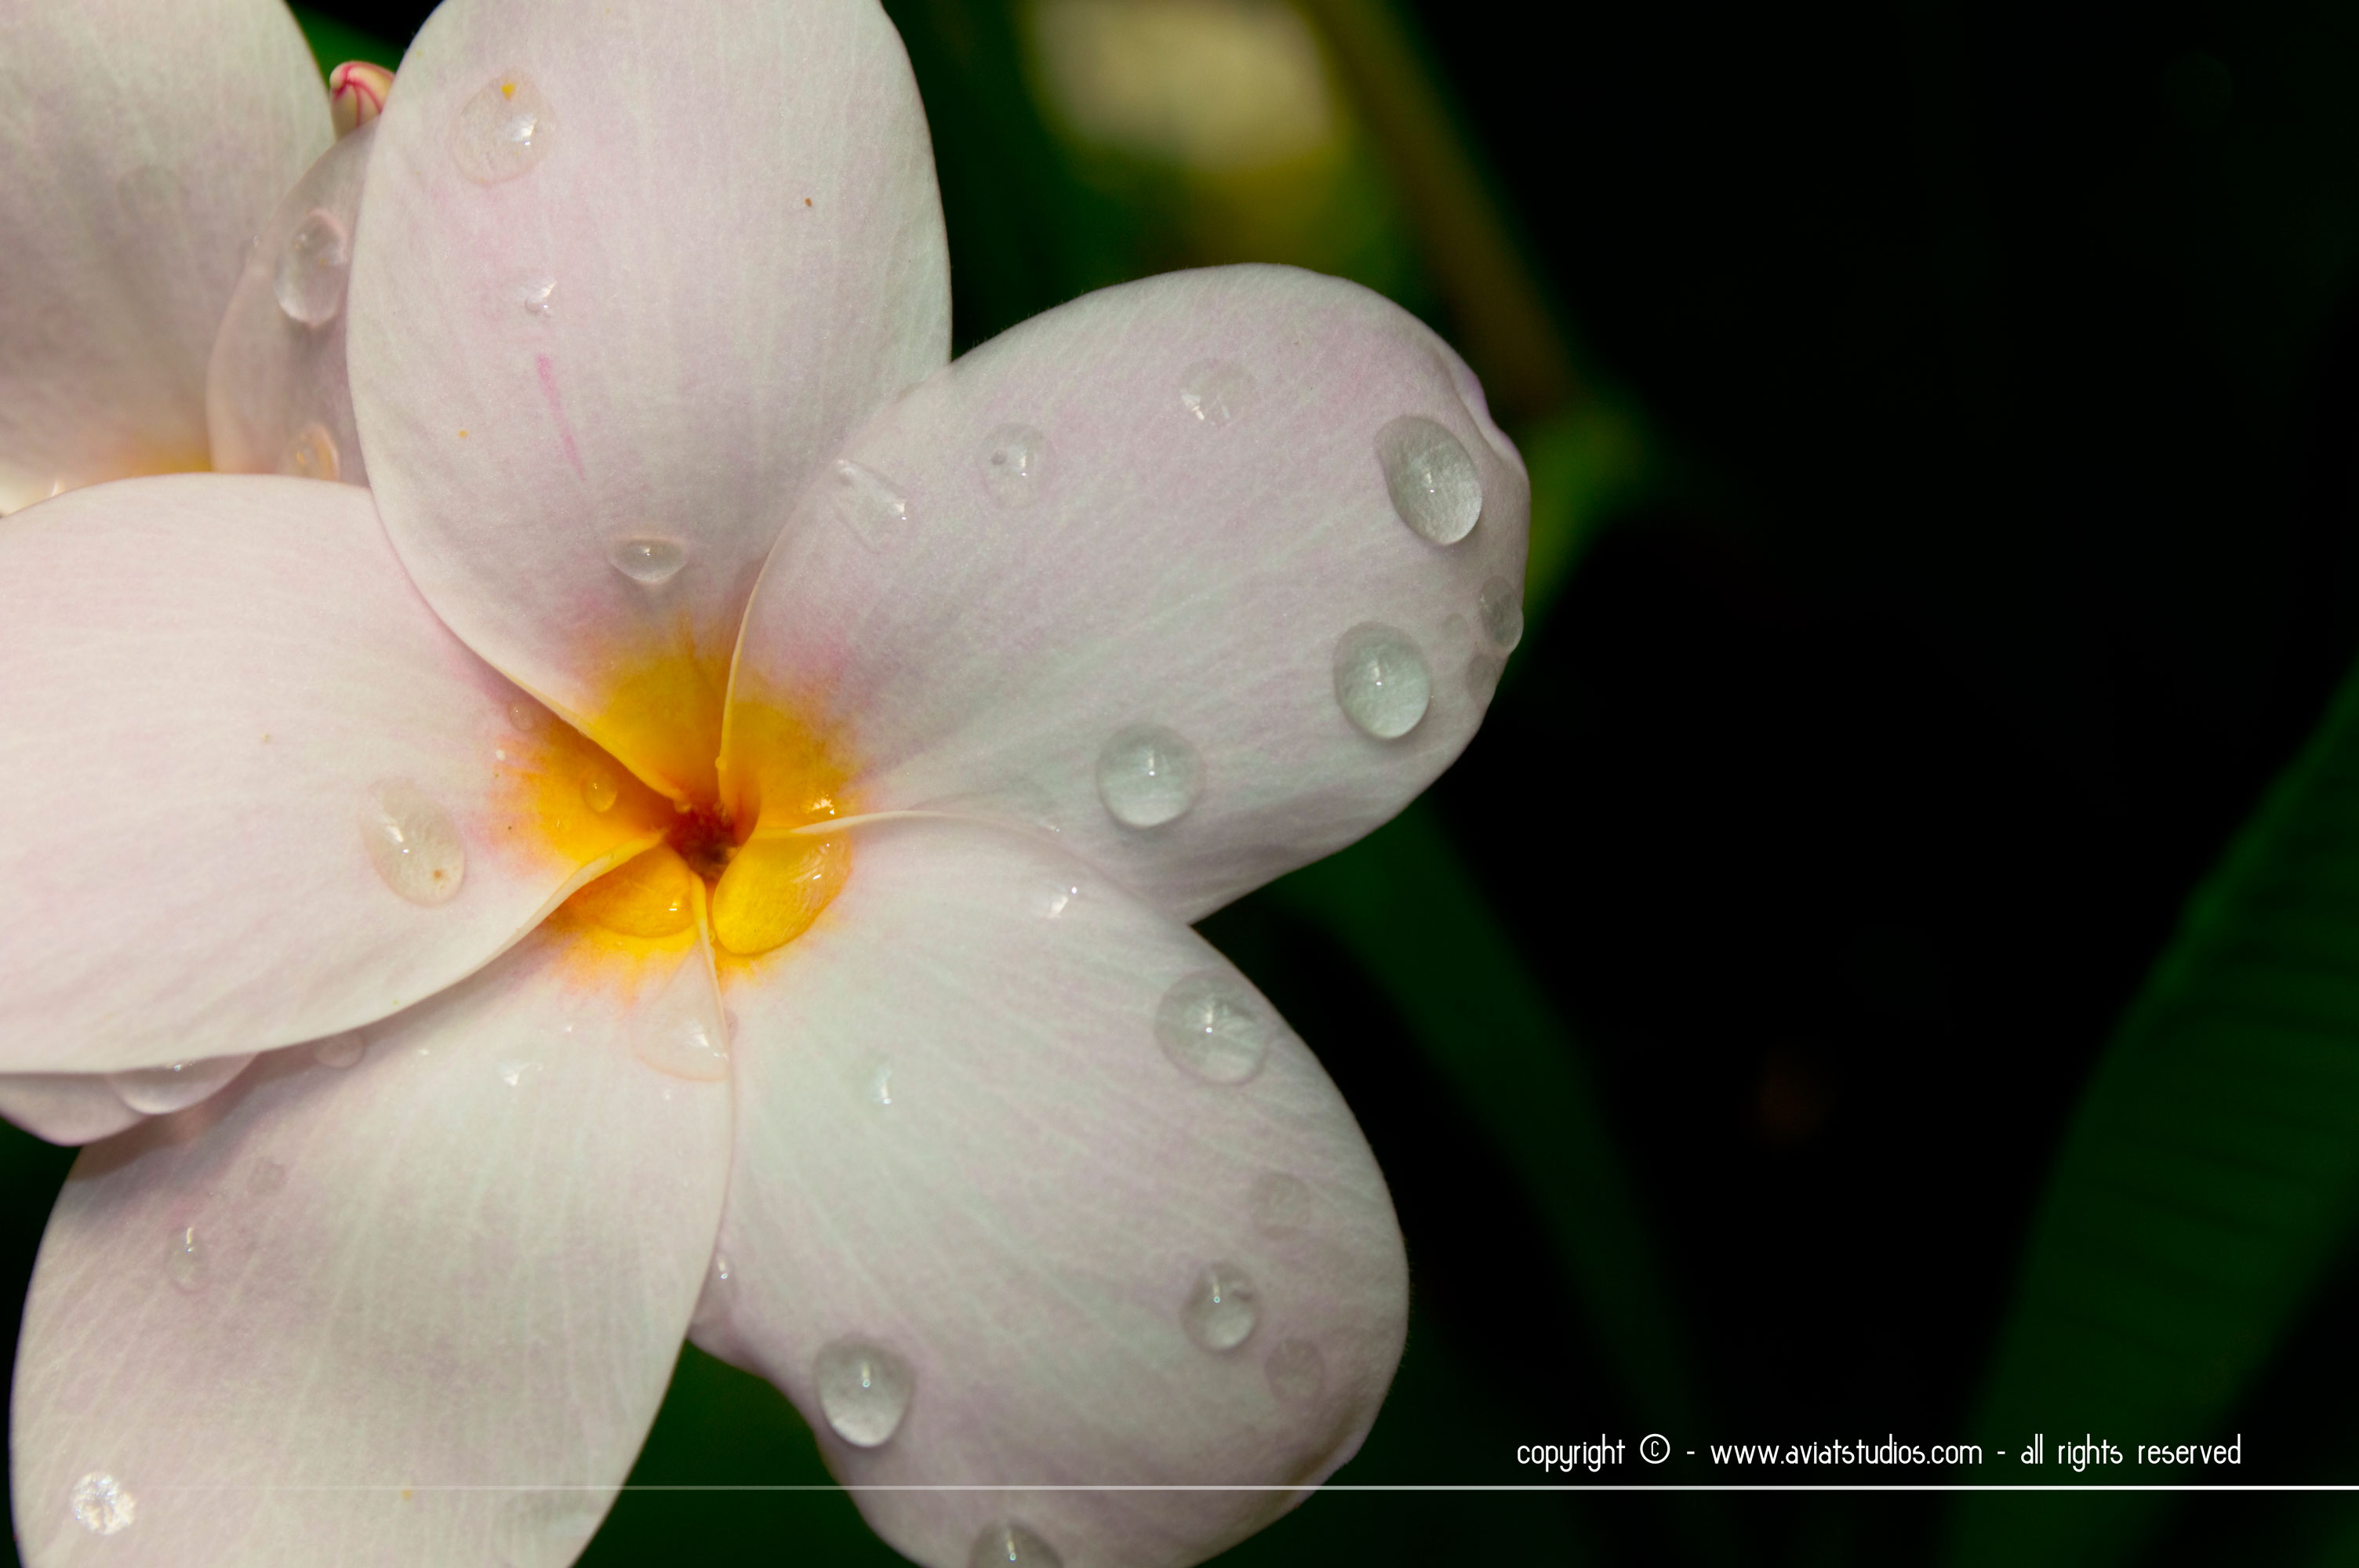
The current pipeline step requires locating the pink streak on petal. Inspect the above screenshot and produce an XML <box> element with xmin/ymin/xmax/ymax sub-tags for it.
<box><xmin>534</xmin><ymin>352</ymin><xmax>585</xmax><ymax>479</ymax></box>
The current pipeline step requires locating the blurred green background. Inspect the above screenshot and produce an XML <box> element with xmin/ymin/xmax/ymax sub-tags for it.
<box><xmin>22</xmin><ymin>1</ymin><xmax>2359</xmax><ymax>1563</ymax></box>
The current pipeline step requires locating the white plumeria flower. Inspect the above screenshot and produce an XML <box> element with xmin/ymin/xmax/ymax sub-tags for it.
<box><xmin>0</xmin><ymin>1</ymin><xmax>1529</xmax><ymax>1565</ymax></box>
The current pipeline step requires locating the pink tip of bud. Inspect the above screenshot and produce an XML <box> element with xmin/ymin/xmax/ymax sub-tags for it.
<box><xmin>329</xmin><ymin>60</ymin><xmax>393</xmax><ymax>139</ymax></box>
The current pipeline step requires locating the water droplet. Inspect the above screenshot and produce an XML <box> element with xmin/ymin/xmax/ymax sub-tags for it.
<box><xmin>248</xmin><ymin>1157</ymin><xmax>289</xmax><ymax>1196</ymax></box>
<box><xmin>497</xmin><ymin>1059</ymin><xmax>540</xmax><ymax>1088</ymax></box>
<box><xmin>280</xmin><ymin>423</ymin><xmax>340</xmax><ymax>481</ymax></box>
<box><xmin>1154</xmin><ymin>973</ymin><xmax>1274</xmax><ymax>1085</ymax></box>
<box><xmin>607</xmin><ymin>536</ymin><xmax>686</xmax><ymax>586</ymax></box>
<box><xmin>1374</xmin><ymin>415</ymin><xmax>1482</xmax><ymax>545</ymax></box>
<box><xmin>360</xmin><ymin>780</ymin><xmax>467</xmax><ymax>906</ymax></box>
<box><xmin>1263</xmin><ymin>1338</ymin><xmax>1328</xmax><ymax>1405</ymax></box>
<box><xmin>814</xmin><ymin>1338</ymin><xmax>915</xmax><ymax>1448</ymax></box>
<box><xmin>831</xmin><ymin>458</ymin><xmax>911</xmax><ymax>552</ymax></box>
<box><xmin>1095</xmin><ymin>724</ymin><xmax>1203</xmax><ymax>829</ymax></box>
<box><xmin>1180</xmin><ymin>359</ymin><xmax>1255</xmax><ymax>426</ymax></box>
<box><xmin>635</xmin><ymin>1011</ymin><xmax>729</xmax><ymax>1083</ymax></box>
<box><xmin>1466</xmin><ymin>652</ymin><xmax>1505</xmax><ymax>706</ymax></box>
<box><xmin>581</xmin><ymin>764</ymin><xmax>619</xmax><ymax>813</ymax></box>
<box><xmin>272</xmin><ymin>207</ymin><xmax>351</xmax><ymax>326</ymax></box>
<box><xmin>1478</xmin><ymin>575</ymin><xmax>1524</xmax><ymax>651</ymax></box>
<box><xmin>506</xmin><ymin>699</ymin><xmax>543</xmax><ymax>732</ymax></box>
<box><xmin>712</xmin><ymin>1252</ymin><xmax>732</xmax><ymax>1283</ymax></box>
<box><xmin>452</xmin><ymin>73</ymin><xmax>556</xmax><ymax>183</ymax></box>
<box><xmin>863</xmin><ymin>1055</ymin><xmax>896</xmax><ymax>1107</ymax></box>
<box><xmin>514</xmin><ymin>274</ymin><xmax>557</xmax><ymax>316</ymax></box>
<box><xmin>165</xmin><ymin>1225</ymin><xmax>206</xmax><ymax>1292</ymax></box>
<box><xmin>1249</xmin><ymin>1171</ymin><xmax>1313</xmax><ymax>1236</ymax></box>
<box><xmin>69</xmin><ymin>1472</ymin><xmax>135</xmax><ymax>1536</ymax></box>
<box><xmin>313</xmin><ymin>1031</ymin><xmax>366</xmax><ymax>1069</ymax></box>
<box><xmin>1332</xmin><ymin>622</ymin><xmax>1430</xmax><ymax>739</ymax></box>
<box><xmin>1041</xmin><ymin>880</ymin><xmax>1081</xmax><ymax>919</ymax></box>
<box><xmin>980</xmin><ymin>423</ymin><xmax>1048</xmax><ymax>507</ymax></box>
<box><xmin>969</xmin><ymin>1521</ymin><xmax>1062</xmax><ymax>1568</ymax></box>
<box><xmin>108</xmin><ymin>1053</ymin><xmax>256</xmax><ymax>1116</ymax></box>
<box><xmin>1180</xmin><ymin>1262</ymin><xmax>1259</xmax><ymax>1352</ymax></box>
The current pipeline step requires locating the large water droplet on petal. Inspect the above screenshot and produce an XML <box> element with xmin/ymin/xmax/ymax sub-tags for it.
<box><xmin>312</xmin><ymin>1031</ymin><xmax>366</xmax><ymax>1069</ymax></box>
<box><xmin>1181</xmin><ymin>1262</ymin><xmax>1259</xmax><ymax>1352</ymax></box>
<box><xmin>1332</xmin><ymin>622</ymin><xmax>1430</xmax><ymax>739</ymax></box>
<box><xmin>580</xmin><ymin>763</ymin><xmax>619</xmax><ymax>813</ymax></box>
<box><xmin>1478</xmin><ymin>575</ymin><xmax>1524</xmax><ymax>651</ymax></box>
<box><xmin>831</xmin><ymin>459</ymin><xmax>911</xmax><ymax>552</ymax></box>
<box><xmin>980</xmin><ymin>423</ymin><xmax>1049</xmax><ymax>507</ymax></box>
<box><xmin>1374</xmin><ymin>415</ymin><xmax>1482</xmax><ymax>545</ymax></box>
<box><xmin>69</xmin><ymin>1473</ymin><xmax>135</xmax><ymax>1536</ymax></box>
<box><xmin>108</xmin><ymin>1053</ymin><xmax>256</xmax><ymax>1116</ymax></box>
<box><xmin>452</xmin><ymin>73</ymin><xmax>556</xmax><ymax>183</ymax></box>
<box><xmin>1155</xmin><ymin>973</ymin><xmax>1274</xmax><ymax>1084</ymax></box>
<box><xmin>280</xmin><ymin>423</ymin><xmax>340</xmax><ymax>481</ymax></box>
<box><xmin>360</xmin><ymin>780</ymin><xmax>467</xmax><ymax>906</ymax></box>
<box><xmin>165</xmin><ymin>1225</ymin><xmax>206</xmax><ymax>1292</ymax></box>
<box><xmin>505</xmin><ymin>699</ymin><xmax>543</xmax><ymax>732</ymax></box>
<box><xmin>272</xmin><ymin>207</ymin><xmax>350</xmax><ymax>326</ymax></box>
<box><xmin>607</xmin><ymin>536</ymin><xmax>686</xmax><ymax>586</ymax></box>
<box><xmin>814</xmin><ymin>1338</ymin><xmax>915</xmax><ymax>1448</ymax></box>
<box><xmin>514</xmin><ymin>274</ymin><xmax>557</xmax><ymax>316</ymax></box>
<box><xmin>1263</xmin><ymin>1338</ymin><xmax>1328</xmax><ymax>1405</ymax></box>
<box><xmin>1249</xmin><ymin>1171</ymin><xmax>1313</xmax><ymax>1236</ymax></box>
<box><xmin>1095</xmin><ymin>724</ymin><xmax>1202</xmax><ymax>829</ymax></box>
<box><xmin>969</xmin><ymin>1521</ymin><xmax>1062</xmax><ymax>1568</ymax></box>
<box><xmin>1180</xmin><ymin>359</ymin><xmax>1255</xmax><ymax>426</ymax></box>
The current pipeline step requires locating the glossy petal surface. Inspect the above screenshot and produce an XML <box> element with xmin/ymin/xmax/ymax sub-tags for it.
<box><xmin>12</xmin><ymin>925</ymin><xmax>731</xmax><ymax>1567</ymax></box>
<box><xmin>0</xmin><ymin>0</ymin><xmax>329</xmax><ymax>510</ymax></box>
<box><xmin>696</xmin><ymin>818</ymin><xmax>1407</xmax><ymax>1568</ymax></box>
<box><xmin>729</xmin><ymin>266</ymin><xmax>1528</xmax><ymax>920</ymax></box>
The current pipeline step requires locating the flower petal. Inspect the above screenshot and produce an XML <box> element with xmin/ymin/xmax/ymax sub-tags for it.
<box><xmin>696</xmin><ymin>818</ymin><xmax>1407</xmax><ymax>1568</ymax></box>
<box><xmin>10</xmin><ymin>924</ymin><xmax>731</xmax><ymax>1567</ymax></box>
<box><xmin>727</xmin><ymin>265</ymin><xmax>1528</xmax><ymax>920</ymax></box>
<box><xmin>0</xmin><ymin>1077</ymin><xmax>144</xmax><ymax>1148</ymax></box>
<box><xmin>206</xmin><ymin>118</ymin><xmax>377</xmax><ymax>488</ymax></box>
<box><xmin>0</xmin><ymin>0</ymin><xmax>330</xmax><ymax>512</ymax></box>
<box><xmin>0</xmin><ymin>475</ymin><xmax>668</xmax><ymax>1073</ymax></box>
<box><xmin>348</xmin><ymin>0</ymin><xmax>950</xmax><ymax>798</ymax></box>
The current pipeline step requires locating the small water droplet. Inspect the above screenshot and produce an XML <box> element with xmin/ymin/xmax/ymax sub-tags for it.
<box><xmin>505</xmin><ymin>699</ymin><xmax>543</xmax><ymax>732</ymax></box>
<box><xmin>69</xmin><ymin>1473</ymin><xmax>135</xmax><ymax>1536</ymax></box>
<box><xmin>360</xmin><ymin>780</ymin><xmax>467</xmax><ymax>906</ymax></box>
<box><xmin>980</xmin><ymin>423</ymin><xmax>1048</xmax><ymax>507</ymax></box>
<box><xmin>1154</xmin><ymin>972</ymin><xmax>1274</xmax><ymax>1084</ymax></box>
<box><xmin>814</xmin><ymin>1338</ymin><xmax>915</xmax><ymax>1448</ymax></box>
<box><xmin>272</xmin><ymin>207</ymin><xmax>350</xmax><ymax>326</ymax></box>
<box><xmin>712</xmin><ymin>1251</ymin><xmax>732</xmax><ymax>1283</ymax></box>
<box><xmin>497</xmin><ymin>1059</ymin><xmax>540</xmax><ymax>1088</ymax></box>
<box><xmin>1180</xmin><ymin>1262</ymin><xmax>1259</xmax><ymax>1352</ymax></box>
<box><xmin>514</xmin><ymin>274</ymin><xmax>556</xmax><ymax>316</ymax></box>
<box><xmin>831</xmin><ymin>458</ymin><xmax>910</xmax><ymax>551</ymax></box>
<box><xmin>452</xmin><ymin>73</ymin><xmax>556</xmax><ymax>183</ymax></box>
<box><xmin>1041</xmin><ymin>880</ymin><xmax>1081</xmax><ymax>919</ymax></box>
<box><xmin>969</xmin><ymin>1521</ymin><xmax>1062</xmax><ymax>1568</ymax></box>
<box><xmin>165</xmin><ymin>1225</ymin><xmax>206</xmax><ymax>1292</ymax></box>
<box><xmin>280</xmin><ymin>423</ymin><xmax>340</xmax><ymax>481</ymax></box>
<box><xmin>1249</xmin><ymin>1171</ymin><xmax>1314</xmax><ymax>1236</ymax></box>
<box><xmin>248</xmin><ymin>1157</ymin><xmax>289</xmax><ymax>1196</ymax></box>
<box><xmin>107</xmin><ymin>1053</ymin><xmax>256</xmax><ymax>1116</ymax></box>
<box><xmin>581</xmin><ymin>764</ymin><xmax>619</xmax><ymax>813</ymax></box>
<box><xmin>1332</xmin><ymin>622</ymin><xmax>1430</xmax><ymax>740</ymax></box>
<box><xmin>313</xmin><ymin>1031</ymin><xmax>366</xmax><ymax>1069</ymax></box>
<box><xmin>607</xmin><ymin>536</ymin><xmax>686</xmax><ymax>586</ymax></box>
<box><xmin>635</xmin><ymin>1011</ymin><xmax>729</xmax><ymax>1083</ymax></box>
<box><xmin>1374</xmin><ymin>415</ymin><xmax>1482</xmax><ymax>545</ymax></box>
<box><xmin>1466</xmin><ymin>652</ymin><xmax>1505</xmax><ymax>706</ymax></box>
<box><xmin>1180</xmin><ymin>359</ymin><xmax>1255</xmax><ymax>426</ymax></box>
<box><xmin>1478</xmin><ymin>575</ymin><xmax>1524</xmax><ymax>651</ymax></box>
<box><xmin>1263</xmin><ymin>1338</ymin><xmax>1327</xmax><ymax>1405</ymax></box>
<box><xmin>1095</xmin><ymin>724</ymin><xmax>1203</xmax><ymax>829</ymax></box>
<box><xmin>864</xmin><ymin>1056</ymin><xmax>896</xmax><ymax>1107</ymax></box>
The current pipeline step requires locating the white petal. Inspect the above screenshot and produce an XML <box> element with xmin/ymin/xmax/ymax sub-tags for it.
<box><xmin>0</xmin><ymin>1076</ymin><xmax>144</xmax><ymax>1148</ymax></box>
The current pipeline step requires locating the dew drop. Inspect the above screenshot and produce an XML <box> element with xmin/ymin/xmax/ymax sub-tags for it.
<box><xmin>280</xmin><ymin>423</ymin><xmax>340</xmax><ymax>481</ymax></box>
<box><xmin>360</xmin><ymin>780</ymin><xmax>467</xmax><ymax>906</ymax></box>
<box><xmin>272</xmin><ymin>207</ymin><xmax>351</xmax><ymax>326</ymax></box>
<box><xmin>636</xmin><ymin>1013</ymin><xmax>729</xmax><ymax>1083</ymax></box>
<box><xmin>1180</xmin><ymin>359</ymin><xmax>1255</xmax><ymax>426</ymax></box>
<box><xmin>1180</xmin><ymin>1262</ymin><xmax>1259</xmax><ymax>1352</ymax></box>
<box><xmin>108</xmin><ymin>1053</ymin><xmax>256</xmax><ymax>1116</ymax></box>
<box><xmin>863</xmin><ymin>1055</ymin><xmax>896</xmax><ymax>1108</ymax></box>
<box><xmin>1249</xmin><ymin>1171</ymin><xmax>1314</xmax><ymax>1237</ymax></box>
<box><xmin>69</xmin><ymin>1473</ymin><xmax>135</xmax><ymax>1536</ymax></box>
<box><xmin>452</xmin><ymin>73</ymin><xmax>556</xmax><ymax>183</ymax></box>
<box><xmin>312</xmin><ymin>1031</ymin><xmax>365</xmax><ymax>1069</ymax></box>
<box><xmin>1478</xmin><ymin>575</ymin><xmax>1524</xmax><ymax>651</ymax></box>
<box><xmin>979</xmin><ymin>423</ymin><xmax>1048</xmax><ymax>507</ymax></box>
<box><xmin>1154</xmin><ymin>972</ymin><xmax>1275</xmax><ymax>1084</ymax></box>
<box><xmin>608</xmin><ymin>535</ymin><xmax>686</xmax><ymax>586</ymax></box>
<box><xmin>497</xmin><ymin>1058</ymin><xmax>540</xmax><ymax>1088</ymax></box>
<box><xmin>1095</xmin><ymin>724</ymin><xmax>1203</xmax><ymax>829</ymax></box>
<box><xmin>165</xmin><ymin>1225</ymin><xmax>206</xmax><ymax>1292</ymax></box>
<box><xmin>1466</xmin><ymin>652</ymin><xmax>1505</xmax><ymax>706</ymax></box>
<box><xmin>514</xmin><ymin>274</ymin><xmax>557</xmax><ymax>316</ymax></box>
<box><xmin>831</xmin><ymin>458</ymin><xmax>911</xmax><ymax>552</ymax></box>
<box><xmin>505</xmin><ymin>699</ymin><xmax>543</xmax><ymax>732</ymax></box>
<box><xmin>969</xmin><ymin>1521</ymin><xmax>1062</xmax><ymax>1568</ymax></box>
<box><xmin>1374</xmin><ymin>415</ymin><xmax>1482</xmax><ymax>545</ymax></box>
<box><xmin>581</xmin><ymin>764</ymin><xmax>619</xmax><ymax>813</ymax></box>
<box><xmin>814</xmin><ymin>1338</ymin><xmax>915</xmax><ymax>1448</ymax></box>
<box><xmin>1332</xmin><ymin>622</ymin><xmax>1430</xmax><ymax>739</ymax></box>
<box><xmin>1263</xmin><ymin>1338</ymin><xmax>1328</xmax><ymax>1406</ymax></box>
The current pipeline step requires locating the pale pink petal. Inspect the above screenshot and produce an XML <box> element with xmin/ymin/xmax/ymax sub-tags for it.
<box><xmin>728</xmin><ymin>266</ymin><xmax>1528</xmax><ymax>920</ymax></box>
<box><xmin>11</xmin><ymin>923</ymin><xmax>731</xmax><ymax>1568</ymax></box>
<box><xmin>696</xmin><ymin>818</ymin><xmax>1407</xmax><ymax>1568</ymax></box>
<box><xmin>0</xmin><ymin>1077</ymin><xmax>145</xmax><ymax>1148</ymax></box>
<box><xmin>348</xmin><ymin>0</ymin><xmax>950</xmax><ymax>798</ymax></box>
<box><xmin>0</xmin><ymin>475</ymin><xmax>667</xmax><ymax>1073</ymax></box>
<box><xmin>0</xmin><ymin>0</ymin><xmax>331</xmax><ymax>511</ymax></box>
<box><xmin>206</xmin><ymin>119</ymin><xmax>376</xmax><ymax>488</ymax></box>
